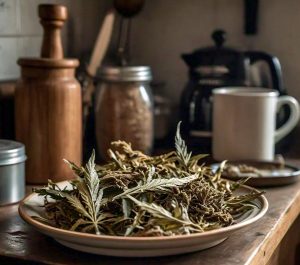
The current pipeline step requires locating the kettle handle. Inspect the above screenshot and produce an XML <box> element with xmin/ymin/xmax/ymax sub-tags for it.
<box><xmin>245</xmin><ymin>51</ymin><xmax>285</xmax><ymax>94</ymax></box>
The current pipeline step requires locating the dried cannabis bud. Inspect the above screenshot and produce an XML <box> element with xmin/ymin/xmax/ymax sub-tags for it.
<box><xmin>34</xmin><ymin>123</ymin><xmax>263</xmax><ymax>236</ymax></box>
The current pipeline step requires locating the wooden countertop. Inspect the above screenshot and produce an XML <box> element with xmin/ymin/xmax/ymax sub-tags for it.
<box><xmin>1</xmin><ymin>160</ymin><xmax>300</xmax><ymax>265</ymax></box>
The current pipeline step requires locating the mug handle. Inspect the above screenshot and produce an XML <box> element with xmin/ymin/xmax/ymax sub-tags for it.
<box><xmin>275</xmin><ymin>96</ymin><xmax>300</xmax><ymax>143</ymax></box>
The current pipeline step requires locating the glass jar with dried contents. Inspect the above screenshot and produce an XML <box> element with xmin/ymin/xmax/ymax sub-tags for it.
<box><xmin>95</xmin><ymin>66</ymin><xmax>153</xmax><ymax>160</ymax></box>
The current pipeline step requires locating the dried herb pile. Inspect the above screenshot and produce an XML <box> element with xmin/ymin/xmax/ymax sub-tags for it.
<box><xmin>35</xmin><ymin>123</ymin><xmax>263</xmax><ymax>237</ymax></box>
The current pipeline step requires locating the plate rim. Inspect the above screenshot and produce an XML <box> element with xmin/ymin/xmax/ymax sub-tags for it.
<box><xmin>211</xmin><ymin>161</ymin><xmax>300</xmax><ymax>179</ymax></box>
<box><xmin>19</xmin><ymin>180</ymin><xmax>268</xmax><ymax>242</ymax></box>
<box><xmin>210</xmin><ymin>160</ymin><xmax>300</xmax><ymax>188</ymax></box>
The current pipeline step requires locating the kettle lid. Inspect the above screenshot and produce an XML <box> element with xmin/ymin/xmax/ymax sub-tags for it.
<box><xmin>212</xmin><ymin>29</ymin><xmax>226</xmax><ymax>48</ymax></box>
<box><xmin>182</xmin><ymin>29</ymin><xmax>244</xmax><ymax>68</ymax></box>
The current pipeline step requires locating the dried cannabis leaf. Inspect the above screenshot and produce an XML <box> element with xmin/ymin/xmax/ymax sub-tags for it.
<box><xmin>127</xmin><ymin>195</ymin><xmax>202</xmax><ymax>232</ymax></box>
<box><xmin>175</xmin><ymin>121</ymin><xmax>192</xmax><ymax>168</ymax></box>
<box><xmin>113</xmin><ymin>172</ymin><xmax>198</xmax><ymax>200</ymax></box>
<box><xmin>34</xmin><ymin>122</ymin><xmax>264</xmax><ymax>237</ymax></box>
<box><xmin>36</xmin><ymin>150</ymin><xmax>107</xmax><ymax>234</ymax></box>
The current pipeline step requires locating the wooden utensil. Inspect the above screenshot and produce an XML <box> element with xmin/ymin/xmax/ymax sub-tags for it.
<box><xmin>82</xmin><ymin>9</ymin><xmax>115</xmax><ymax>130</ymax></box>
<box><xmin>15</xmin><ymin>4</ymin><xmax>82</xmax><ymax>184</ymax></box>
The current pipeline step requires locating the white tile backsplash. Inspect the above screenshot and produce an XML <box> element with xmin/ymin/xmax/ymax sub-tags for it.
<box><xmin>0</xmin><ymin>0</ymin><xmax>19</xmax><ymax>35</ymax></box>
<box><xmin>0</xmin><ymin>0</ymin><xmax>75</xmax><ymax>80</ymax></box>
<box><xmin>18</xmin><ymin>0</ymin><xmax>43</xmax><ymax>35</ymax></box>
<box><xmin>18</xmin><ymin>36</ymin><xmax>42</xmax><ymax>57</ymax></box>
<box><xmin>0</xmin><ymin>37</ymin><xmax>19</xmax><ymax>80</ymax></box>
<box><xmin>18</xmin><ymin>0</ymin><xmax>70</xmax><ymax>36</ymax></box>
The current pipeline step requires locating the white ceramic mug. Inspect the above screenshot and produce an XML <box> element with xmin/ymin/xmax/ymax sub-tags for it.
<box><xmin>212</xmin><ymin>87</ymin><xmax>300</xmax><ymax>161</ymax></box>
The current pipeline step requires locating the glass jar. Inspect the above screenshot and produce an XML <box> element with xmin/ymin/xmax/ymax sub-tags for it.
<box><xmin>95</xmin><ymin>66</ymin><xmax>153</xmax><ymax>160</ymax></box>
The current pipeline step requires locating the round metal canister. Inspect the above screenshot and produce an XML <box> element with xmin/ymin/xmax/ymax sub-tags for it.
<box><xmin>0</xmin><ymin>140</ymin><xmax>27</xmax><ymax>206</ymax></box>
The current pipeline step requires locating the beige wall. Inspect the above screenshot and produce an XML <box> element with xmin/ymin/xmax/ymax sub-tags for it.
<box><xmin>2</xmin><ymin>1</ymin><xmax>300</xmax><ymax>126</ymax></box>
<box><xmin>2</xmin><ymin>0</ymin><xmax>300</xmax><ymax>103</ymax></box>
<box><xmin>126</xmin><ymin>0</ymin><xmax>300</xmax><ymax>106</ymax></box>
<box><xmin>109</xmin><ymin>0</ymin><xmax>300</xmax><ymax>152</ymax></box>
<box><xmin>1</xmin><ymin>0</ymin><xmax>300</xmax><ymax>151</ymax></box>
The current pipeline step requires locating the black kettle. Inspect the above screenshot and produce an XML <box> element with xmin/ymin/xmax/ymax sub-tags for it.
<box><xmin>181</xmin><ymin>29</ymin><xmax>287</xmax><ymax>152</ymax></box>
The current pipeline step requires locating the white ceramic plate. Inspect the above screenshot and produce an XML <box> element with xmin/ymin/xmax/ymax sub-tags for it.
<box><xmin>19</xmin><ymin>181</ymin><xmax>268</xmax><ymax>257</ymax></box>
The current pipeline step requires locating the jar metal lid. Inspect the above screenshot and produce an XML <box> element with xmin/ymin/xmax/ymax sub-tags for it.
<box><xmin>0</xmin><ymin>140</ymin><xmax>27</xmax><ymax>166</ymax></box>
<box><xmin>98</xmin><ymin>66</ymin><xmax>152</xmax><ymax>82</ymax></box>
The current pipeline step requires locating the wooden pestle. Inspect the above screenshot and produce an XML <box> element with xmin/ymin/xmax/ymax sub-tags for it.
<box><xmin>39</xmin><ymin>4</ymin><xmax>67</xmax><ymax>59</ymax></box>
<box><xmin>15</xmin><ymin>4</ymin><xmax>82</xmax><ymax>184</ymax></box>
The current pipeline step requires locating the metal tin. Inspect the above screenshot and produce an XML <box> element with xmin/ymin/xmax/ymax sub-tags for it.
<box><xmin>98</xmin><ymin>66</ymin><xmax>152</xmax><ymax>82</ymax></box>
<box><xmin>0</xmin><ymin>140</ymin><xmax>26</xmax><ymax>206</ymax></box>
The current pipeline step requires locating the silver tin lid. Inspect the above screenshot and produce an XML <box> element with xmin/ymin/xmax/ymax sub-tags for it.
<box><xmin>0</xmin><ymin>140</ymin><xmax>27</xmax><ymax>166</ymax></box>
<box><xmin>98</xmin><ymin>66</ymin><xmax>152</xmax><ymax>82</ymax></box>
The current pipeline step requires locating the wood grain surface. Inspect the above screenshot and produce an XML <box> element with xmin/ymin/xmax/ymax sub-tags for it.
<box><xmin>15</xmin><ymin>4</ymin><xmax>82</xmax><ymax>184</ymax></box>
<box><xmin>15</xmin><ymin>65</ymin><xmax>82</xmax><ymax>184</ymax></box>
<box><xmin>1</xmin><ymin>160</ymin><xmax>300</xmax><ymax>265</ymax></box>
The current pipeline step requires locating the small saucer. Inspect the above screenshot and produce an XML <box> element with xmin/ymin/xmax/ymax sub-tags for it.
<box><xmin>210</xmin><ymin>160</ymin><xmax>300</xmax><ymax>187</ymax></box>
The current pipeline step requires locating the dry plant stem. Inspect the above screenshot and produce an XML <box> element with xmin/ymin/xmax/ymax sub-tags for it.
<box><xmin>35</xmin><ymin>124</ymin><xmax>264</xmax><ymax>237</ymax></box>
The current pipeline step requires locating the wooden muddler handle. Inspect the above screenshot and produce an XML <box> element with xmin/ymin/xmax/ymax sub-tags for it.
<box><xmin>38</xmin><ymin>4</ymin><xmax>67</xmax><ymax>59</ymax></box>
